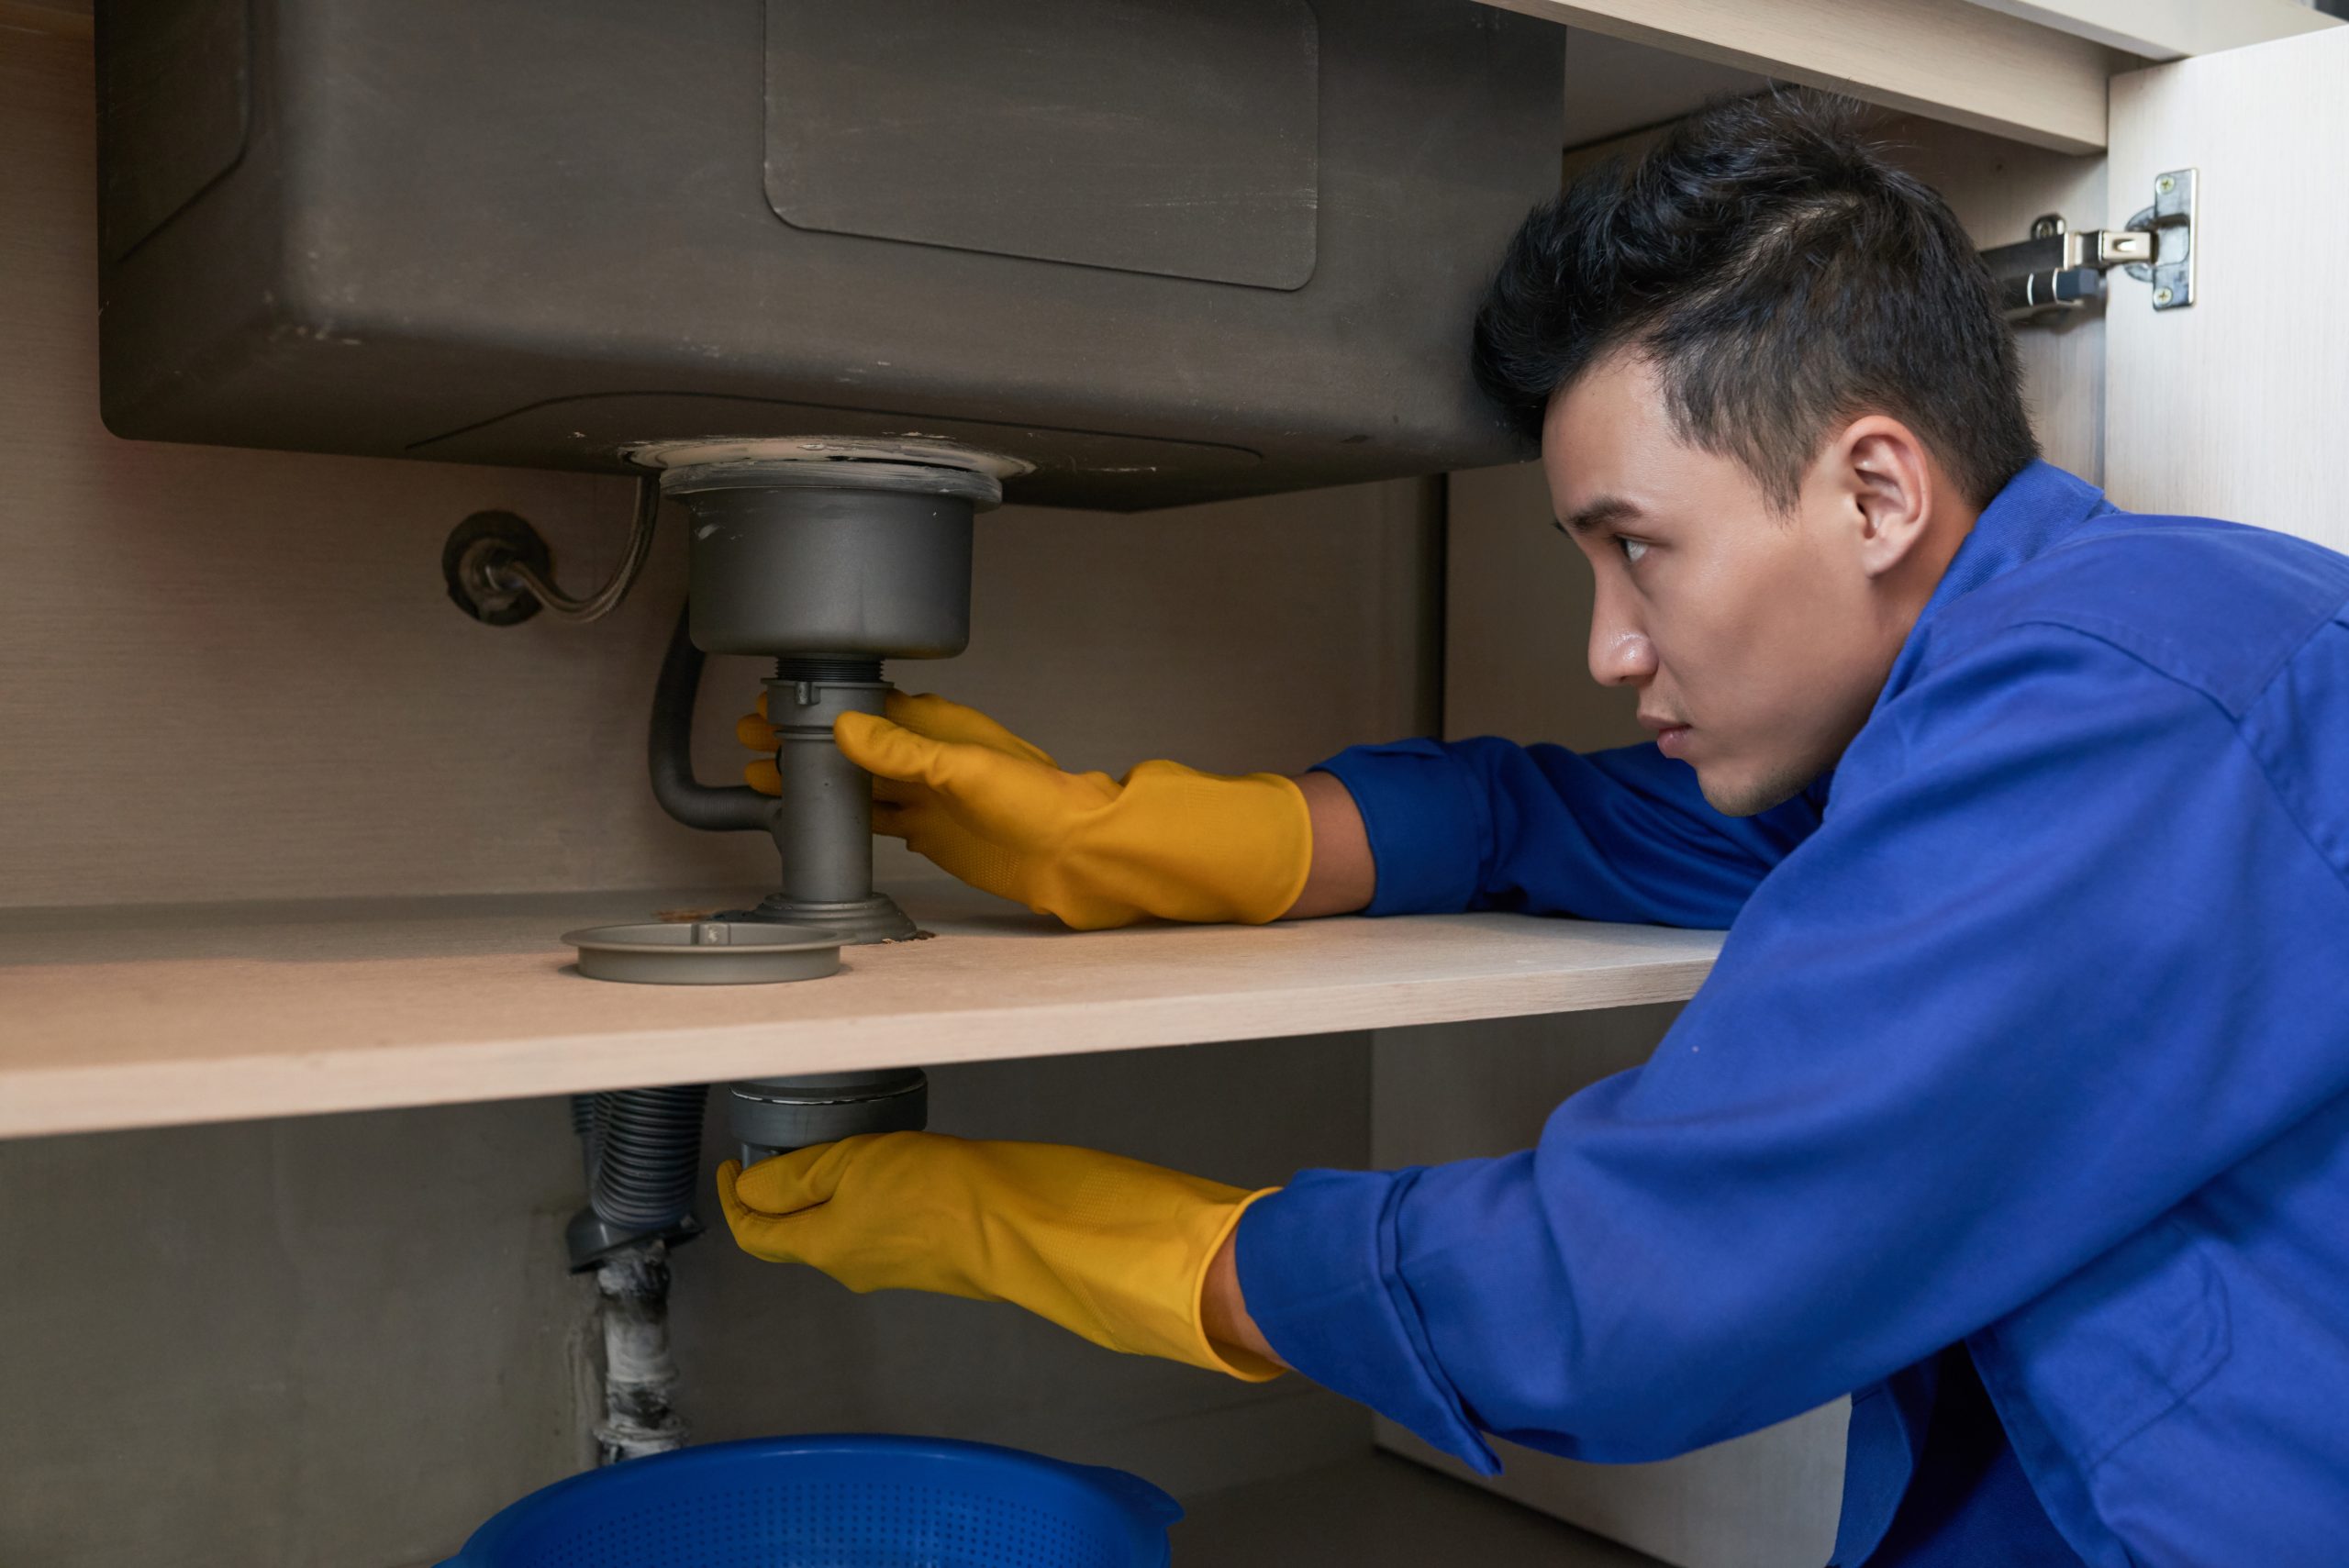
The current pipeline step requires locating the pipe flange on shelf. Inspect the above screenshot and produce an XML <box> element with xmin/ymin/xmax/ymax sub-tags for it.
<box><xmin>723</xmin><ymin>892</ymin><xmax>918</xmax><ymax>946</ymax></box>
<box><xmin>562</xmin><ymin>920</ymin><xmax>844</xmax><ymax>984</ymax></box>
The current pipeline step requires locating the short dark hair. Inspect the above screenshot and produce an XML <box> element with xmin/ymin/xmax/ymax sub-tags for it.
<box><xmin>1471</xmin><ymin>90</ymin><xmax>2038</xmax><ymax>509</ymax></box>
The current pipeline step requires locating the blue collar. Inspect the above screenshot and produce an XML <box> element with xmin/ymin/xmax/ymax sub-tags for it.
<box><xmin>1880</xmin><ymin>460</ymin><xmax>2112</xmax><ymax>705</ymax></box>
<box><xmin>1800</xmin><ymin>462</ymin><xmax>2110</xmax><ymax>814</ymax></box>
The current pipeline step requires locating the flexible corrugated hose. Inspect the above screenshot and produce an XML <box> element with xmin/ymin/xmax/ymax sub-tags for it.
<box><xmin>573</xmin><ymin>1085</ymin><xmax>707</xmax><ymax>1465</ymax></box>
<box><xmin>587</xmin><ymin>1085</ymin><xmax>708</xmax><ymax>1233</ymax></box>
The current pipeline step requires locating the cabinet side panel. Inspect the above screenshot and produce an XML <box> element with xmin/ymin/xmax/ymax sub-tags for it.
<box><xmin>2108</xmin><ymin>30</ymin><xmax>2349</xmax><ymax>552</ymax></box>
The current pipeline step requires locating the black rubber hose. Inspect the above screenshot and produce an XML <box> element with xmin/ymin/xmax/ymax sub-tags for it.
<box><xmin>649</xmin><ymin>604</ymin><xmax>770</xmax><ymax>833</ymax></box>
<box><xmin>588</xmin><ymin>1086</ymin><xmax>709</xmax><ymax>1232</ymax></box>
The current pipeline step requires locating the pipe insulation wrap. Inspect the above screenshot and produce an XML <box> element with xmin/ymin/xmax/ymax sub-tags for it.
<box><xmin>594</xmin><ymin>1241</ymin><xmax>688</xmax><ymax>1463</ymax></box>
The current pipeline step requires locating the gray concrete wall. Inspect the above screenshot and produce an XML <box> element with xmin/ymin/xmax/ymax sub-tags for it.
<box><xmin>0</xmin><ymin>1033</ymin><xmax>1370</xmax><ymax>1568</ymax></box>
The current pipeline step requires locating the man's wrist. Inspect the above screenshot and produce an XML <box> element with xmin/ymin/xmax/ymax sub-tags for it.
<box><xmin>1202</xmin><ymin>1222</ymin><xmax>1285</xmax><ymax>1370</ymax></box>
<box><xmin>1283</xmin><ymin>770</ymin><xmax>1374</xmax><ymax>918</ymax></box>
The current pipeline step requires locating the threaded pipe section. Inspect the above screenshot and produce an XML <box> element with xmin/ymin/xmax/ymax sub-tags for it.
<box><xmin>588</xmin><ymin>1086</ymin><xmax>708</xmax><ymax>1231</ymax></box>
<box><xmin>774</xmin><ymin>656</ymin><xmax>885</xmax><ymax>685</ymax></box>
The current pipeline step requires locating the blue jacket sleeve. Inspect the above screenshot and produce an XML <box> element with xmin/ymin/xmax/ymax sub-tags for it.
<box><xmin>1242</xmin><ymin>626</ymin><xmax>2349</xmax><ymax>1471</ymax></box>
<box><xmin>1315</xmin><ymin>735</ymin><xmax>1821</xmax><ymax>926</ymax></box>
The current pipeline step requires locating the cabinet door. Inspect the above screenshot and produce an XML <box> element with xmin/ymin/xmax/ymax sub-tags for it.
<box><xmin>2106</xmin><ymin>28</ymin><xmax>2349</xmax><ymax>551</ymax></box>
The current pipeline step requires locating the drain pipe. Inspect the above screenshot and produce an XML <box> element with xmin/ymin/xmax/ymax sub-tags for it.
<box><xmin>568</xmin><ymin>1086</ymin><xmax>707</xmax><ymax>1464</ymax></box>
<box><xmin>569</xmin><ymin>450</ymin><xmax>989</xmax><ymax>1462</ymax></box>
<box><xmin>565</xmin><ymin>1071</ymin><xmax>933</xmax><ymax>1466</ymax></box>
<box><xmin>648</xmin><ymin>607</ymin><xmax>771</xmax><ymax>835</ymax></box>
<box><xmin>592</xmin><ymin>1241</ymin><xmax>687</xmax><ymax>1464</ymax></box>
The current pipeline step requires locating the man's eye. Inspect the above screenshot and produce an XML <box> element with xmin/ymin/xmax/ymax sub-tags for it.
<box><xmin>1619</xmin><ymin>538</ymin><xmax>1650</xmax><ymax>565</ymax></box>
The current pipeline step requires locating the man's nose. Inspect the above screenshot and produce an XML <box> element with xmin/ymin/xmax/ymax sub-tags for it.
<box><xmin>1588</xmin><ymin>592</ymin><xmax>1657</xmax><ymax>688</ymax></box>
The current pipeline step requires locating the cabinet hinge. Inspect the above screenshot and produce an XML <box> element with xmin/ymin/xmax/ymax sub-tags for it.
<box><xmin>1981</xmin><ymin>168</ymin><xmax>2197</xmax><ymax>322</ymax></box>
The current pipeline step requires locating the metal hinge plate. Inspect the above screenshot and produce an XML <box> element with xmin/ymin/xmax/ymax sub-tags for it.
<box><xmin>1980</xmin><ymin>168</ymin><xmax>2198</xmax><ymax>321</ymax></box>
<box><xmin>2123</xmin><ymin>168</ymin><xmax>2197</xmax><ymax>311</ymax></box>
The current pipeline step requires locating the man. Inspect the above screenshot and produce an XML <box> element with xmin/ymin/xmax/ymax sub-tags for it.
<box><xmin>717</xmin><ymin>93</ymin><xmax>2349</xmax><ymax>1565</ymax></box>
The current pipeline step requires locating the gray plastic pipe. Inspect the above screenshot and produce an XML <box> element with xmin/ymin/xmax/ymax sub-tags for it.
<box><xmin>648</xmin><ymin>606</ymin><xmax>770</xmax><ymax>833</ymax></box>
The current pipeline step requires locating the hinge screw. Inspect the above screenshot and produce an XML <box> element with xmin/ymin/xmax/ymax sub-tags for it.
<box><xmin>2154</xmin><ymin>286</ymin><xmax>2175</xmax><ymax>306</ymax></box>
<box><xmin>2156</xmin><ymin>174</ymin><xmax>2176</xmax><ymax>195</ymax></box>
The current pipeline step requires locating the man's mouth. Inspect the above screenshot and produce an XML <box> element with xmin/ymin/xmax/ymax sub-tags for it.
<box><xmin>1639</xmin><ymin>714</ymin><xmax>1691</xmax><ymax>758</ymax></box>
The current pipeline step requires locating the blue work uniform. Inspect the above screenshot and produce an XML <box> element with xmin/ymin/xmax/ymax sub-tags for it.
<box><xmin>1236</xmin><ymin>462</ymin><xmax>2349</xmax><ymax>1566</ymax></box>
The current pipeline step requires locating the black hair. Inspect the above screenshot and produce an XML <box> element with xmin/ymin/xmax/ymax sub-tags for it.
<box><xmin>1471</xmin><ymin>90</ymin><xmax>2038</xmax><ymax>509</ymax></box>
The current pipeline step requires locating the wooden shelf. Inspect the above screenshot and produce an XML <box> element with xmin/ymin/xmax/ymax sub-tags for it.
<box><xmin>0</xmin><ymin>882</ymin><xmax>1719</xmax><ymax>1140</ymax></box>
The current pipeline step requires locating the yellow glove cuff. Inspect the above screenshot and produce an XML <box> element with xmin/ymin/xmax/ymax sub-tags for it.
<box><xmin>1188</xmin><ymin>1187</ymin><xmax>1285</xmax><ymax>1382</ymax></box>
<box><xmin>1040</xmin><ymin>762</ymin><xmax>1314</xmax><ymax>929</ymax></box>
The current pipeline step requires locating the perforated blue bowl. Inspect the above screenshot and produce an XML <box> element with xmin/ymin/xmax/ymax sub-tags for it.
<box><xmin>437</xmin><ymin>1434</ymin><xmax>1183</xmax><ymax>1568</ymax></box>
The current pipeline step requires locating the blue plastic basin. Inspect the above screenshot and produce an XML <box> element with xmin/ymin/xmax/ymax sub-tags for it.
<box><xmin>438</xmin><ymin>1434</ymin><xmax>1183</xmax><ymax>1568</ymax></box>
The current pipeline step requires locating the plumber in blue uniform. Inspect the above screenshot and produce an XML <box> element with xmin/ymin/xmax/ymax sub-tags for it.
<box><xmin>717</xmin><ymin>91</ymin><xmax>2349</xmax><ymax>1567</ymax></box>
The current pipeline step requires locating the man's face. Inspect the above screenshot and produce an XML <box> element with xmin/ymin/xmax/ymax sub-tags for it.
<box><xmin>1541</xmin><ymin>353</ymin><xmax>1907</xmax><ymax>816</ymax></box>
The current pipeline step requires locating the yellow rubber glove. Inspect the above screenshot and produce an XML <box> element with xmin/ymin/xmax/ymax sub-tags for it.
<box><xmin>811</xmin><ymin>692</ymin><xmax>1310</xmax><ymax>929</ymax></box>
<box><xmin>738</xmin><ymin>692</ymin><xmax>786</xmax><ymax>798</ymax></box>
<box><xmin>716</xmin><ymin>1132</ymin><xmax>1283</xmax><ymax>1381</ymax></box>
<box><xmin>737</xmin><ymin>689</ymin><xmax>1052</xmax><ymax>800</ymax></box>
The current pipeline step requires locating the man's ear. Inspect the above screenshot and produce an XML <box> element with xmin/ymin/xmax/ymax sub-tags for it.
<box><xmin>1829</xmin><ymin>416</ymin><xmax>1935</xmax><ymax>579</ymax></box>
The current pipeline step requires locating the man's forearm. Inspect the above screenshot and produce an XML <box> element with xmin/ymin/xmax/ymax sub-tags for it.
<box><xmin>1282</xmin><ymin>770</ymin><xmax>1375</xmax><ymax>918</ymax></box>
